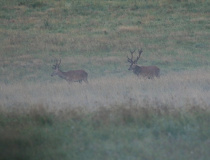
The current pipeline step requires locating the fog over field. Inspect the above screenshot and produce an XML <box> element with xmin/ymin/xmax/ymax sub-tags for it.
<box><xmin>1</xmin><ymin>69</ymin><xmax>209</xmax><ymax>112</ymax></box>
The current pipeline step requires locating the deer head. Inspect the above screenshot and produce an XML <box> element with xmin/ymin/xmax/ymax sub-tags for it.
<box><xmin>127</xmin><ymin>48</ymin><xmax>143</xmax><ymax>71</ymax></box>
<box><xmin>51</xmin><ymin>59</ymin><xmax>61</xmax><ymax>77</ymax></box>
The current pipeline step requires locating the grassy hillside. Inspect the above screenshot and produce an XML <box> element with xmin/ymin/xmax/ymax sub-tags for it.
<box><xmin>0</xmin><ymin>0</ymin><xmax>210</xmax><ymax>160</ymax></box>
<box><xmin>0</xmin><ymin>0</ymin><xmax>209</xmax><ymax>83</ymax></box>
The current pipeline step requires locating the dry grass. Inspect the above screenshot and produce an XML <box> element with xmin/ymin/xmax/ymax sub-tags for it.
<box><xmin>0</xmin><ymin>68</ymin><xmax>209</xmax><ymax>113</ymax></box>
<box><xmin>117</xmin><ymin>26</ymin><xmax>143</xmax><ymax>33</ymax></box>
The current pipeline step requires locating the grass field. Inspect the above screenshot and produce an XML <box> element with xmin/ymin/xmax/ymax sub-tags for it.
<box><xmin>0</xmin><ymin>0</ymin><xmax>210</xmax><ymax>159</ymax></box>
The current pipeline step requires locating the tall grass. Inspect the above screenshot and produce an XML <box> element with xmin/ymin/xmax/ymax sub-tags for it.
<box><xmin>0</xmin><ymin>102</ymin><xmax>210</xmax><ymax>160</ymax></box>
<box><xmin>0</xmin><ymin>69</ymin><xmax>209</xmax><ymax>111</ymax></box>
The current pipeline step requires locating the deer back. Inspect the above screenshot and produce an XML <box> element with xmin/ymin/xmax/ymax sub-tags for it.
<box><xmin>134</xmin><ymin>66</ymin><xmax>160</xmax><ymax>78</ymax></box>
<box><xmin>65</xmin><ymin>70</ymin><xmax>88</xmax><ymax>82</ymax></box>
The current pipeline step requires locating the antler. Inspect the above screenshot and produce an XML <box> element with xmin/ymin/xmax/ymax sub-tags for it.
<box><xmin>133</xmin><ymin>48</ymin><xmax>143</xmax><ymax>64</ymax></box>
<box><xmin>52</xmin><ymin>59</ymin><xmax>61</xmax><ymax>69</ymax></box>
<box><xmin>57</xmin><ymin>59</ymin><xmax>61</xmax><ymax>67</ymax></box>
<box><xmin>127</xmin><ymin>49</ymin><xmax>136</xmax><ymax>63</ymax></box>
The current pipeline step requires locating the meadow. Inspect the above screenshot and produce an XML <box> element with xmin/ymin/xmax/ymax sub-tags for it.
<box><xmin>0</xmin><ymin>0</ymin><xmax>210</xmax><ymax>159</ymax></box>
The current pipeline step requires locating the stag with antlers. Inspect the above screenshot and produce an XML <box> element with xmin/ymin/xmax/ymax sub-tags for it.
<box><xmin>127</xmin><ymin>49</ymin><xmax>160</xmax><ymax>79</ymax></box>
<box><xmin>51</xmin><ymin>59</ymin><xmax>88</xmax><ymax>84</ymax></box>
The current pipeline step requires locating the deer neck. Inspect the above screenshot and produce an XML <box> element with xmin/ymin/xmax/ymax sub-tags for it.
<box><xmin>57</xmin><ymin>69</ymin><xmax>67</xmax><ymax>79</ymax></box>
<box><xmin>133</xmin><ymin>65</ymin><xmax>141</xmax><ymax>75</ymax></box>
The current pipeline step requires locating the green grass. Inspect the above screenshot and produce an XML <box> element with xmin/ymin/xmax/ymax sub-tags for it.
<box><xmin>0</xmin><ymin>105</ymin><xmax>210</xmax><ymax>160</ymax></box>
<box><xmin>0</xmin><ymin>0</ymin><xmax>210</xmax><ymax>159</ymax></box>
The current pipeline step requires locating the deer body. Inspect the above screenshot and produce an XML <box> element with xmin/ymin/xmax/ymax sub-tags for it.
<box><xmin>51</xmin><ymin>59</ymin><xmax>88</xmax><ymax>84</ymax></box>
<box><xmin>131</xmin><ymin>65</ymin><xmax>160</xmax><ymax>78</ymax></box>
<box><xmin>127</xmin><ymin>49</ymin><xmax>160</xmax><ymax>79</ymax></box>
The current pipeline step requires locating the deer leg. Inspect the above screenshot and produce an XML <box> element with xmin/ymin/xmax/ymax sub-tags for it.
<box><xmin>83</xmin><ymin>78</ymin><xmax>88</xmax><ymax>84</ymax></box>
<box><xmin>67</xmin><ymin>80</ymin><xmax>72</xmax><ymax>85</ymax></box>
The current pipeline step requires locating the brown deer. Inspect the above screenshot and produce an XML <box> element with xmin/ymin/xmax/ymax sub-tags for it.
<box><xmin>51</xmin><ymin>59</ymin><xmax>88</xmax><ymax>84</ymax></box>
<box><xmin>127</xmin><ymin>49</ymin><xmax>160</xmax><ymax>79</ymax></box>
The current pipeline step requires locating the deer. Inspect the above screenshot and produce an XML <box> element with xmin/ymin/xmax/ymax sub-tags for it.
<box><xmin>127</xmin><ymin>49</ymin><xmax>160</xmax><ymax>79</ymax></box>
<box><xmin>51</xmin><ymin>59</ymin><xmax>88</xmax><ymax>84</ymax></box>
